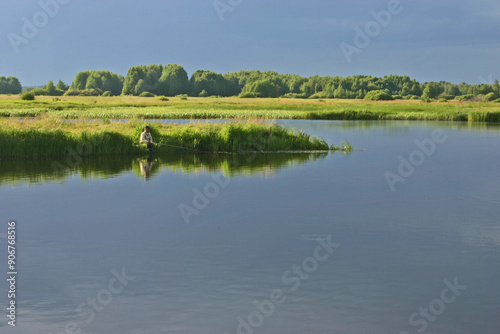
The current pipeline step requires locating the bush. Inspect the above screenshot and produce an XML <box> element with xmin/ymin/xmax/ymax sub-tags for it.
<box><xmin>29</xmin><ymin>88</ymin><xmax>48</xmax><ymax>96</ymax></box>
<box><xmin>484</xmin><ymin>92</ymin><xmax>497</xmax><ymax>102</ymax></box>
<box><xmin>102</xmin><ymin>91</ymin><xmax>113</xmax><ymax>97</ymax></box>
<box><xmin>176</xmin><ymin>94</ymin><xmax>188</xmax><ymax>100</ymax></box>
<box><xmin>438</xmin><ymin>98</ymin><xmax>448</xmax><ymax>103</ymax></box>
<box><xmin>238</xmin><ymin>92</ymin><xmax>258</xmax><ymax>98</ymax></box>
<box><xmin>309</xmin><ymin>92</ymin><xmax>333</xmax><ymax>99</ymax></box>
<box><xmin>494</xmin><ymin>98</ymin><xmax>500</xmax><ymax>103</ymax></box>
<box><xmin>157</xmin><ymin>96</ymin><xmax>169</xmax><ymax>101</ymax></box>
<box><xmin>438</xmin><ymin>93</ymin><xmax>455</xmax><ymax>100</ymax></box>
<box><xmin>392</xmin><ymin>95</ymin><xmax>403</xmax><ymax>100</ymax></box>
<box><xmin>364</xmin><ymin>90</ymin><xmax>393</xmax><ymax>101</ymax></box>
<box><xmin>20</xmin><ymin>92</ymin><xmax>35</xmax><ymax>101</ymax></box>
<box><xmin>198</xmin><ymin>89</ymin><xmax>209</xmax><ymax>97</ymax></box>
<box><xmin>139</xmin><ymin>92</ymin><xmax>155</xmax><ymax>97</ymax></box>
<box><xmin>280</xmin><ymin>93</ymin><xmax>305</xmax><ymax>99</ymax></box>
<box><xmin>455</xmin><ymin>94</ymin><xmax>474</xmax><ymax>101</ymax></box>
<box><xmin>63</xmin><ymin>89</ymin><xmax>101</xmax><ymax>96</ymax></box>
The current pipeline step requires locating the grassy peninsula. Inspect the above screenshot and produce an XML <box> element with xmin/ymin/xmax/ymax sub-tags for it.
<box><xmin>0</xmin><ymin>118</ymin><xmax>332</xmax><ymax>159</ymax></box>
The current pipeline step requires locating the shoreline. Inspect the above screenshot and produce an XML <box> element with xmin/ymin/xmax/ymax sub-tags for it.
<box><xmin>0</xmin><ymin>96</ymin><xmax>499</xmax><ymax>122</ymax></box>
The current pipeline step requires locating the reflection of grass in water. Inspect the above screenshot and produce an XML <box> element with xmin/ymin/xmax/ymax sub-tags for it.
<box><xmin>0</xmin><ymin>153</ymin><xmax>329</xmax><ymax>186</ymax></box>
<box><xmin>140</xmin><ymin>152</ymin><xmax>329</xmax><ymax>177</ymax></box>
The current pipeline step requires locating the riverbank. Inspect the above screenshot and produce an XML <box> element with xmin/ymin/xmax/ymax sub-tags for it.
<box><xmin>0</xmin><ymin>118</ymin><xmax>331</xmax><ymax>158</ymax></box>
<box><xmin>0</xmin><ymin>96</ymin><xmax>499</xmax><ymax>122</ymax></box>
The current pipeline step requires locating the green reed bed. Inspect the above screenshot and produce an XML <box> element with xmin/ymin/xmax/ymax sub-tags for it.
<box><xmin>1</xmin><ymin>97</ymin><xmax>498</xmax><ymax>122</ymax></box>
<box><xmin>0</xmin><ymin>119</ymin><xmax>330</xmax><ymax>158</ymax></box>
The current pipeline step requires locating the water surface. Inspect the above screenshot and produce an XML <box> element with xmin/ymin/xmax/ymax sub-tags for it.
<box><xmin>0</xmin><ymin>121</ymin><xmax>499</xmax><ymax>334</ymax></box>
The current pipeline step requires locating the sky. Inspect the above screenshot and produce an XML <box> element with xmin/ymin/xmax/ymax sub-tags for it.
<box><xmin>0</xmin><ymin>0</ymin><xmax>499</xmax><ymax>86</ymax></box>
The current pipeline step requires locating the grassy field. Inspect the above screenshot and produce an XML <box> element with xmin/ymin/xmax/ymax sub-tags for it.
<box><xmin>0</xmin><ymin>95</ymin><xmax>499</xmax><ymax>121</ymax></box>
<box><xmin>0</xmin><ymin>118</ymin><xmax>332</xmax><ymax>158</ymax></box>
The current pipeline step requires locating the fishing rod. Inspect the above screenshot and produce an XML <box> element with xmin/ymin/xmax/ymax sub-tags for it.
<box><xmin>154</xmin><ymin>142</ymin><xmax>203</xmax><ymax>152</ymax></box>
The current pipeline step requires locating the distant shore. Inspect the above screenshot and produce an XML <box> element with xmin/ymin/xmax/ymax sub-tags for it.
<box><xmin>1</xmin><ymin>96</ymin><xmax>499</xmax><ymax>122</ymax></box>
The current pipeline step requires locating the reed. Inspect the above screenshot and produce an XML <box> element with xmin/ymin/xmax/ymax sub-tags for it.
<box><xmin>0</xmin><ymin>119</ymin><xmax>330</xmax><ymax>158</ymax></box>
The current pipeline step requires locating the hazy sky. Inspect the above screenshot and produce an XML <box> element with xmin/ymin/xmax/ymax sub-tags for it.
<box><xmin>0</xmin><ymin>0</ymin><xmax>498</xmax><ymax>86</ymax></box>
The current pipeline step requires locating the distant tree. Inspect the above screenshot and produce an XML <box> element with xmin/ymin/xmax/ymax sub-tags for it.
<box><xmin>422</xmin><ymin>82</ymin><xmax>442</xmax><ymax>99</ymax></box>
<box><xmin>493</xmin><ymin>79</ymin><xmax>500</xmax><ymax>98</ymax></box>
<box><xmin>0</xmin><ymin>76</ymin><xmax>22</xmax><ymax>94</ymax></box>
<box><xmin>478</xmin><ymin>84</ymin><xmax>493</xmax><ymax>95</ymax></box>
<box><xmin>85</xmin><ymin>75</ymin><xmax>103</xmax><ymax>92</ymax></box>
<box><xmin>134</xmin><ymin>79</ymin><xmax>148</xmax><ymax>95</ymax></box>
<box><xmin>71</xmin><ymin>70</ymin><xmax>123</xmax><ymax>95</ymax></box>
<box><xmin>44</xmin><ymin>80</ymin><xmax>57</xmax><ymax>95</ymax></box>
<box><xmin>56</xmin><ymin>80</ymin><xmax>69</xmax><ymax>91</ymax></box>
<box><xmin>190</xmin><ymin>70</ymin><xmax>230</xmax><ymax>96</ymax></box>
<box><xmin>242</xmin><ymin>79</ymin><xmax>279</xmax><ymax>98</ymax></box>
<box><xmin>122</xmin><ymin>64</ymin><xmax>187</xmax><ymax>96</ymax></box>
<box><xmin>71</xmin><ymin>71</ymin><xmax>91</xmax><ymax>90</ymax></box>
<box><xmin>159</xmin><ymin>64</ymin><xmax>189</xmax><ymax>96</ymax></box>
<box><xmin>410</xmin><ymin>84</ymin><xmax>423</xmax><ymax>96</ymax></box>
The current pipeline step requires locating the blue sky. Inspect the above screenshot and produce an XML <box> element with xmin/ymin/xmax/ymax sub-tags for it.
<box><xmin>0</xmin><ymin>0</ymin><xmax>498</xmax><ymax>86</ymax></box>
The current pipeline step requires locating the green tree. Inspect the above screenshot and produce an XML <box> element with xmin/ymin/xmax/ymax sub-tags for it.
<box><xmin>190</xmin><ymin>70</ymin><xmax>230</xmax><ymax>96</ymax></box>
<box><xmin>44</xmin><ymin>80</ymin><xmax>57</xmax><ymax>95</ymax></box>
<box><xmin>159</xmin><ymin>64</ymin><xmax>189</xmax><ymax>96</ymax></box>
<box><xmin>242</xmin><ymin>79</ymin><xmax>279</xmax><ymax>98</ymax></box>
<box><xmin>71</xmin><ymin>71</ymin><xmax>91</xmax><ymax>90</ymax></box>
<box><xmin>422</xmin><ymin>82</ymin><xmax>442</xmax><ymax>99</ymax></box>
<box><xmin>0</xmin><ymin>76</ymin><xmax>22</xmax><ymax>94</ymax></box>
<box><xmin>56</xmin><ymin>80</ymin><xmax>69</xmax><ymax>91</ymax></box>
<box><xmin>71</xmin><ymin>70</ymin><xmax>123</xmax><ymax>95</ymax></box>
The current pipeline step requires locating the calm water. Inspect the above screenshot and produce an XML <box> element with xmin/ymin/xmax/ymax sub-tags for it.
<box><xmin>0</xmin><ymin>121</ymin><xmax>499</xmax><ymax>334</ymax></box>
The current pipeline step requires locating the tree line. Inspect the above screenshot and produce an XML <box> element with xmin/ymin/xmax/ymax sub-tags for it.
<box><xmin>3</xmin><ymin>65</ymin><xmax>500</xmax><ymax>102</ymax></box>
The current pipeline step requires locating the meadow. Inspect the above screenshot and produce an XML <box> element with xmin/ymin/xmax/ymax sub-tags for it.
<box><xmin>0</xmin><ymin>95</ymin><xmax>499</xmax><ymax>121</ymax></box>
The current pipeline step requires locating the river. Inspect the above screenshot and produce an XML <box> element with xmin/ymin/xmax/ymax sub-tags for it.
<box><xmin>0</xmin><ymin>120</ymin><xmax>499</xmax><ymax>334</ymax></box>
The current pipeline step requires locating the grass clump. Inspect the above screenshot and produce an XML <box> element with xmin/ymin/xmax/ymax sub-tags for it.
<box><xmin>331</xmin><ymin>140</ymin><xmax>353</xmax><ymax>153</ymax></box>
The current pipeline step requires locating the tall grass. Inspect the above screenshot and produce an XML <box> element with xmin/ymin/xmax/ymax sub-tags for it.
<box><xmin>0</xmin><ymin>119</ymin><xmax>330</xmax><ymax>158</ymax></box>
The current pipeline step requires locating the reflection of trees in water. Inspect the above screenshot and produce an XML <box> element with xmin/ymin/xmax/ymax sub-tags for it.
<box><xmin>0</xmin><ymin>152</ymin><xmax>328</xmax><ymax>186</ymax></box>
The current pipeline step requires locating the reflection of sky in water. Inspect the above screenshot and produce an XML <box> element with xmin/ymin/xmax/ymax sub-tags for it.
<box><xmin>0</xmin><ymin>121</ymin><xmax>499</xmax><ymax>334</ymax></box>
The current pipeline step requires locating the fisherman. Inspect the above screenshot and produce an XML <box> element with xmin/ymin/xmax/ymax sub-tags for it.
<box><xmin>140</xmin><ymin>126</ymin><xmax>155</xmax><ymax>156</ymax></box>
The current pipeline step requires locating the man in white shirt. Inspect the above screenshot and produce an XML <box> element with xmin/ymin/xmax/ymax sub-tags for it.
<box><xmin>140</xmin><ymin>126</ymin><xmax>155</xmax><ymax>156</ymax></box>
